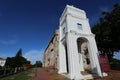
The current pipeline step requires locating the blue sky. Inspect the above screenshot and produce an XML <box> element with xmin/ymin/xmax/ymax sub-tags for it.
<box><xmin>0</xmin><ymin>0</ymin><xmax>120</xmax><ymax>64</ymax></box>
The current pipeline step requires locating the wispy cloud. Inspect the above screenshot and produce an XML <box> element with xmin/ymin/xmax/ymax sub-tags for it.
<box><xmin>0</xmin><ymin>39</ymin><xmax>18</xmax><ymax>45</ymax></box>
<box><xmin>99</xmin><ymin>6</ymin><xmax>111</xmax><ymax>12</ymax></box>
<box><xmin>24</xmin><ymin>50</ymin><xmax>44</xmax><ymax>64</ymax></box>
<box><xmin>90</xmin><ymin>6</ymin><xmax>111</xmax><ymax>26</ymax></box>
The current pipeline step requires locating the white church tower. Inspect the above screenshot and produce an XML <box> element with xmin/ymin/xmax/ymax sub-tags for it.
<box><xmin>58</xmin><ymin>5</ymin><xmax>102</xmax><ymax>79</ymax></box>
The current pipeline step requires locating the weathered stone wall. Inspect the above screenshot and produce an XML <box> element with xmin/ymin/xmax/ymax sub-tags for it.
<box><xmin>43</xmin><ymin>30</ymin><xmax>59</xmax><ymax>71</ymax></box>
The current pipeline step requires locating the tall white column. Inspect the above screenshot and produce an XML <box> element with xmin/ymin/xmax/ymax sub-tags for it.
<box><xmin>66</xmin><ymin>32</ymin><xmax>83</xmax><ymax>79</ymax></box>
<box><xmin>89</xmin><ymin>36</ymin><xmax>102</xmax><ymax>77</ymax></box>
<box><xmin>58</xmin><ymin>27</ymin><xmax>67</xmax><ymax>74</ymax></box>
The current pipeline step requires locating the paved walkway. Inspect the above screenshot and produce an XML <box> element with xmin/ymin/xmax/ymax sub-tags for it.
<box><xmin>32</xmin><ymin>68</ymin><xmax>67</xmax><ymax>80</ymax></box>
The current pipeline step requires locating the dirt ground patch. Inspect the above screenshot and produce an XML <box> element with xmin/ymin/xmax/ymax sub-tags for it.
<box><xmin>32</xmin><ymin>68</ymin><xmax>120</xmax><ymax>80</ymax></box>
<box><xmin>32</xmin><ymin>68</ymin><xmax>69</xmax><ymax>80</ymax></box>
<box><xmin>95</xmin><ymin>70</ymin><xmax>120</xmax><ymax>80</ymax></box>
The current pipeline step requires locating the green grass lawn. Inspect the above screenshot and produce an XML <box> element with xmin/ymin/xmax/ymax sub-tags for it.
<box><xmin>0</xmin><ymin>68</ymin><xmax>35</xmax><ymax>80</ymax></box>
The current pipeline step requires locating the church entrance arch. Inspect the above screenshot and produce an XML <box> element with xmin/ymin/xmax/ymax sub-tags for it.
<box><xmin>77</xmin><ymin>37</ymin><xmax>91</xmax><ymax>72</ymax></box>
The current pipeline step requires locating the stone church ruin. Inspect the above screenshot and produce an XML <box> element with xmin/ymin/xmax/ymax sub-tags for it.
<box><xmin>43</xmin><ymin>5</ymin><xmax>107</xmax><ymax>80</ymax></box>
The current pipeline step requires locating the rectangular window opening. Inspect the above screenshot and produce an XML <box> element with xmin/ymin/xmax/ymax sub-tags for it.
<box><xmin>77</xmin><ymin>23</ymin><xmax>83</xmax><ymax>30</ymax></box>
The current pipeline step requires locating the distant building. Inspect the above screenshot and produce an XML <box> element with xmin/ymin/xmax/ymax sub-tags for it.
<box><xmin>0</xmin><ymin>57</ymin><xmax>6</xmax><ymax>67</ymax></box>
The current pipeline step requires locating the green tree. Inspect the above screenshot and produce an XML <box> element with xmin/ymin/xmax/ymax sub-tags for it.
<box><xmin>5</xmin><ymin>57</ymin><xmax>16</xmax><ymax>68</ymax></box>
<box><xmin>103</xmin><ymin>3</ymin><xmax>120</xmax><ymax>51</ymax></box>
<box><xmin>15</xmin><ymin>49</ymin><xmax>28</xmax><ymax>67</ymax></box>
<box><xmin>5</xmin><ymin>48</ymin><xmax>31</xmax><ymax>68</ymax></box>
<box><xmin>92</xmin><ymin>3</ymin><xmax>120</xmax><ymax>59</ymax></box>
<box><xmin>35</xmin><ymin>61</ymin><xmax>42</xmax><ymax>67</ymax></box>
<box><xmin>15</xmin><ymin>48</ymin><xmax>22</xmax><ymax>57</ymax></box>
<box><xmin>0</xmin><ymin>65</ymin><xmax>2</xmax><ymax>69</ymax></box>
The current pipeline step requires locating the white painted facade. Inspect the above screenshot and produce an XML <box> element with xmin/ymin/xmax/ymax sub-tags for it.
<box><xmin>58</xmin><ymin>5</ymin><xmax>102</xmax><ymax>79</ymax></box>
<box><xmin>43</xmin><ymin>5</ymin><xmax>103</xmax><ymax>80</ymax></box>
<box><xmin>0</xmin><ymin>57</ymin><xmax>6</xmax><ymax>67</ymax></box>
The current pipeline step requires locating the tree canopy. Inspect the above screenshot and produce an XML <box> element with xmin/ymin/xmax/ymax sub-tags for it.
<box><xmin>34</xmin><ymin>61</ymin><xmax>42</xmax><ymax>67</ymax></box>
<box><xmin>5</xmin><ymin>49</ymin><xmax>30</xmax><ymax>68</ymax></box>
<box><xmin>92</xmin><ymin>3</ymin><xmax>120</xmax><ymax>59</ymax></box>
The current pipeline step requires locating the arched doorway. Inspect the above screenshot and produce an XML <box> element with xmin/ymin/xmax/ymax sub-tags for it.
<box><xmin>77</xmin><ymin>37</ymin><xmax>91</xmax><ymax>73</ymax></box>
